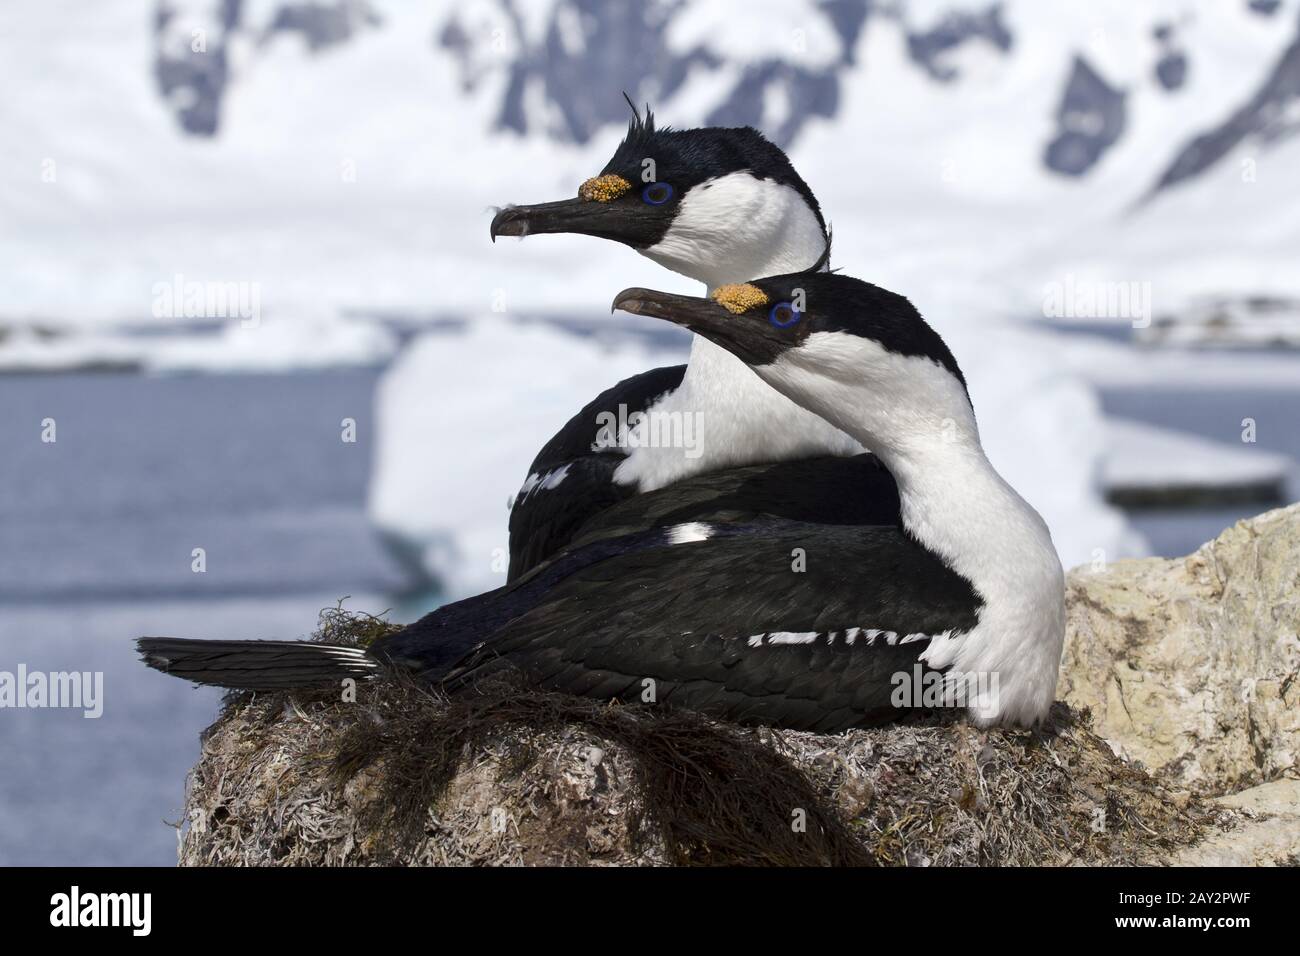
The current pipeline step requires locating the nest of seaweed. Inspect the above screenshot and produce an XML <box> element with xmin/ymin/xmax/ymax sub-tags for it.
<box><xmin>175</xmin><ymin>607</ymin><xmax>1225</xmax><ymax>866</ymax></box>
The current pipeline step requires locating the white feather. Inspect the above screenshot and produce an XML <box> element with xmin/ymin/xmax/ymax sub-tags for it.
<box><xmin>765</xmin><ymin>631</ymin><xmax>819</xmax><ymax>645</ymax></box>
<box><xmin>666</xmin><ymin>521</ymin><xmax>712</xmax><ymax>545</ymax></box>
<box><xmin>514</xmin><ymin>463</ymin><xmax>572</xmax><ymax>504</ymax></box>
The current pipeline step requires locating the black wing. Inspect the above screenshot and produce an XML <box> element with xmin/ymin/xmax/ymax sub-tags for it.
<box><xmin>396</xmin><ymin>521</ymin><xmax>981</xmax><ymax>733</ymax></box>
<box><xmin>506</xmin><ymin>364</ymin><xmax>686</xmax><ymax>580</ymax></box>
<box><xmin>564</xmin><ymin>453</ymin><xmax>900</xmax><ymax>551</ymax></box>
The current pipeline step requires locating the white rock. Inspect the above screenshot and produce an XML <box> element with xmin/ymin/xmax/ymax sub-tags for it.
<box><xmin>1062</xmin><ymin>503</ymin><xmax>1300</xmax><ymax>793</ymax></box>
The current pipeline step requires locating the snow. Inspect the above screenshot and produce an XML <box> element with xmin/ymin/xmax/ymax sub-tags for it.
<box><xmin>5</xmin><ymin>0</ymin><xmax>1296</xmax><ymax>328</ymax></box>
<box><xmin>1053</xmin><ymin>331</ymin><xmax>1300</xmax><ymax>390</ymax></box>
<box><xmin>1104</xmin><ymin>418</ymin><xmax>1291</xmax><ymax>491</ymax></box>
<box><xmin>0</xmin><ymin>317</ymin><xmax>396</xmax><ymax>374</ymax></box>
<box><xmin>0</xmin><ymin>0</ymin><xmax>681</xmax><ymax>329</ymax></box>
<box><xmin>1139</xmin><ymin>296</ymin><xmax>1300</xmax><ymax>349</ymax></box>
<box><xmin>1025</xmin><ymin>132</ymin><xmax>1300</xmax><ymax>321</ymax></box>
<box><xmin>665</xmin><ymin>0</ymin><xmax>844</xmax><ymax>70</ymax></box>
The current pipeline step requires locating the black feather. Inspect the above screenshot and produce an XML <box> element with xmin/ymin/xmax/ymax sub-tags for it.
<box><xmin>137</xmin><ymin>637</ymin><xmax>376</xmax><ymax>690</ymax></box>
<box><xmin>507</xmin><ymin>364</ymin><xmax>686</xmax><ymax>580</ymax></box>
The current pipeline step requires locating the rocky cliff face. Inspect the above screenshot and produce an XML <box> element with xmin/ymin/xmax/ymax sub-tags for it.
<box><xmin>1061</xmin><ymin>502</ymin><xmax>1300</xmax><ymax>795</ymax></box>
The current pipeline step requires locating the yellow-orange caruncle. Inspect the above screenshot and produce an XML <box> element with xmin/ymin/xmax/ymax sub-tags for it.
<box><xmin>578</xmin><ymin>174</ymin><xmax>632</xmax><ymax>203</ymax></box>
<box><xmin>711</xmin><ymin>283</ymin><xmax>769</xmax><ymax>315</ymax></box>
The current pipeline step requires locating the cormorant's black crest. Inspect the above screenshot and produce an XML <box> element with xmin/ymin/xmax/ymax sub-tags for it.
<box><xmin>600</xmin><ymin>119</ymin><xmax>827</xmax><ymax>237</ymax></box>
<box><xmin>610</xmin><ymin>95</ymin><xmax>666</xmax><ymax>174</ymax></box>
<box><xmin>621</xmin><ymin>91</ymin><xmax>656</xmax><ymax>138</ymax></box>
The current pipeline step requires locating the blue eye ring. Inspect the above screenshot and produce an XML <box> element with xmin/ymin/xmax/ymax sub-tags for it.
<box><xmin>769</xmin><ymin>301</ymin><xmax>801</xmax><ymax>328</ymax></box>
<box><xmin>641</xmin><ymin>182</ymin><xmax>674</xmax><ymax>205</ymax></box>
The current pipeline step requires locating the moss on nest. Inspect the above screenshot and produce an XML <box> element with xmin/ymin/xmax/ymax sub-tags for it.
<box><xmin>177</xmin><ymin>608</ymin><xmax>1231</xmax><ymax>866</ymax></box>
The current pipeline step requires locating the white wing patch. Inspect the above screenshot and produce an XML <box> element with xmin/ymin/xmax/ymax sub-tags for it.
<box><xmin>667</xmin><ymin>522</ymin><xmax>713</xmax><ymax>545</ymax></box>
<box><xmin>514</xmin><ymin>464</ymin><xmax>572</xmax><ymax>505</ymax></box>
<box><xmin>765</xmin><ymin>631</ymin><xmax>818</xmax><ymax>645</ymax></box>
<box><xmin>744</xmin><ymin>628</ymin><xmax>962</xmax><ymax>648</ymax></box>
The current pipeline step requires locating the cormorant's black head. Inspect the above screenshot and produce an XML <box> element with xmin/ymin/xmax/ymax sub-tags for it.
<box><xmin>614</xmin><ymin>272</ymin><xmax>962</xmax><ymax>381</ymax></box>
<box><xmin>491</xmin><ymin>98</ymin><xmax>829</xmax><ymax>285</ymax></box>
<box><xmin>613</xmin><ymin>273</ymin><xmax>972</xmax><ymax>446</ymax></box>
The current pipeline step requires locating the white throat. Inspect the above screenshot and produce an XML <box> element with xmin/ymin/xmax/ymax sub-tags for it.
<box><xmin>615</xmin><ymin>173</ymin><xmax>860</xmax><ymax>492</ymax></box>
<box><xmin>762</xmin><ymin>334</ymin><xmax>1066</xmax><ymax>728</ymax></box>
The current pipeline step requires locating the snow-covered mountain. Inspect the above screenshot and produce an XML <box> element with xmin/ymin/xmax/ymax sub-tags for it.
<box><xmin>2</xmin><ymin>0</ymin><xmax>1295</xmax><ymax>328</ymax></box>
<box><xmin>156</xmin><ymin>0</ymin><xmax>1300</xmax><ymax>193</ymax></box>
<box><xmin>4</xmin><ymin>0</ymin><xmax>1298</xmax><ymax>325</ymax></box>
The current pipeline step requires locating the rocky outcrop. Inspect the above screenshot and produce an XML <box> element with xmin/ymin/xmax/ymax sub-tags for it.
<box><xmin>1061</xmin><ymin>503</ymin><xmax>1300</xmax><ymax>794</ymax></box>
<box><xmin>1171</xmin><ymin>778</ymin><xmax>1300</xmax><ymax>866</ymax></box>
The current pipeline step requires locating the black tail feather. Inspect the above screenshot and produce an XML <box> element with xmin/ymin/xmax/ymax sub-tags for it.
<box><xmin>137</xmin><ymin>637</ymin><xmax>379</xmax><ymax>690</ymax></box>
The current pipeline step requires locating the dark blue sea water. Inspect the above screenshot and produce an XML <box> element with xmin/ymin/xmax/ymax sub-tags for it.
<box><xmin>0</xmin><ymin>369</ymin><xmax>410</xmax><ymax>865</ymax></box>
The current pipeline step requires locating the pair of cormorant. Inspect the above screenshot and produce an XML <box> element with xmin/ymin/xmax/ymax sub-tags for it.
<box><xmin>140</xmin><ymin>103</ymin><xmax>1065</xmax><ymax>732</ymax></box>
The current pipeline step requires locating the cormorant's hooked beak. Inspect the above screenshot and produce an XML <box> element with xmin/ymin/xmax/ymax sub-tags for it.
<box><xmin>490</xmin><ymin>196</ymin><xmax>655</xmax><ymax>247</ymax></box>
<box><xmin>611</xmin><ymin>287</ymin><xmax>789</xmax><ymax>367</ymax></box>
<box><xmin>611</xmin><ymin>288</ymin><xmax>724</xmax><ymax>327</ymax></box>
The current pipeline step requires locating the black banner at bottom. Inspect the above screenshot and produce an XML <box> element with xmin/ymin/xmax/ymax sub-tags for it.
<box><xmin>0</xmin><ymin>865</ymin><xmax>1283</xmax><ymax>941</ymax></box>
